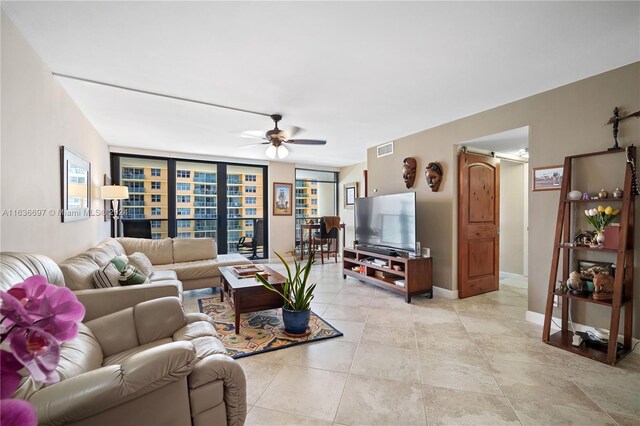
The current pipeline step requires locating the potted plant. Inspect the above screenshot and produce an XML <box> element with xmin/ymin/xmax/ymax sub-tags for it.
<box><xmin>256</xmin><ymin>250</ymin><xmax>316</xmax><ymax>335</ymax></box>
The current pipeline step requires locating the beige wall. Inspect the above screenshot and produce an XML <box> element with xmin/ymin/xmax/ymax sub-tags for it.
<box><xmin>0</xmin><ymin>12</ymin><xmax>111</xmax><ymax>262</ymax></box>
<box><xmin>267</xmin><ymin>161</ymin><xmax>296</xmax><ymax>259</ymax></box>
<box><xmin>500</xmin><ymin>160</ymin><xmax>526</xmax><ymax>276</ymax></box>
<box><xmin>367</xmin><ymin>62</ymin><xmax>640</xmax><ymax>335</ymax></box>
<box><xmin>338</xmin><ymin>162</ymin><xmax>366</xmax><ymax>246</ymax></box>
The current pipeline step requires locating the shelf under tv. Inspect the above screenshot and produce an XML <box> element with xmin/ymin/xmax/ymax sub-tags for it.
<box><xmin>342</xmin><ymin>247</ymin><xmax>432</xmax><ymax>303</ymax></box>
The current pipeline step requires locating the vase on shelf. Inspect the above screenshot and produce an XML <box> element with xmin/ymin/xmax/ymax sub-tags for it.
<box><xmin>595</xmin><ymin>230</ymin><xmax>605</xmax><ymax>246</ymax></box>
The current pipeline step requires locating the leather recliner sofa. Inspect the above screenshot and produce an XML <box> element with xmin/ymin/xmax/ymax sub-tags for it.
<box><xmin>1</xmin><ymin>253</ymin><xmax>247</xmax><ymax>426</ymax></box>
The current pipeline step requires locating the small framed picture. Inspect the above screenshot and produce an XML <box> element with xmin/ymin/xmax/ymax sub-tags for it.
<box><xmin>532</xmin><ymin>165</ymin><xmax>563</xmax><ymax>191</ymax></box>
<box><xmin>273</xmin><ymin>182</ymin><xmax>293</xmax><ymax>216</ymax></box>
<box><xmin>344</xmin><ymin>182</ymin><xmax>359</xmax><ymax>209</ymax></box>
<box><xmin>577</xmin><ymin>260</ymin><xmax>613</xmax><ymax>280</ymax></box>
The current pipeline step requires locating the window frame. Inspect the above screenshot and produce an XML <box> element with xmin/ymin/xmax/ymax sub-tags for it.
<box><xmin>112</xmin><ymin>153</ymin><xmax>268</xmax><ymax>257</ymax></box>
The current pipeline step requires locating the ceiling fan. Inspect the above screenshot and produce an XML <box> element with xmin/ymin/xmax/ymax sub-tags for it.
<box><xmin>241</xmin><ymin>114</ymin><xmax>327</xmax><ymax>159</ymax></box>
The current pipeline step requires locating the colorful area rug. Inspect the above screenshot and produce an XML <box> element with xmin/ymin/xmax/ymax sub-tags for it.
<box><xmin>198</xmin><ymin>297</ymin><xmax>343</xmax><ymax>359</ymax></box>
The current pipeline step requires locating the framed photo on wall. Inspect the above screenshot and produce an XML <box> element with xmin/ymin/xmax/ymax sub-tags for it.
<box><xmin>344</xmin><ymin>182</ymin><xmax>359</xmax><ymax>209</ymax></box>
<box><xmin>273</xmin><ymin>182</ymin><xmax>293</xmax><ymax>216</ymax></box>
<box><xmin>60</xmin><ymin>146</ymin><xmax>91</xmax><ymax>222</ymax></box>
<box><xmin>532</xmin><ymin>165</ymin><xmax>563</xmax><ymax>191</ymax></box>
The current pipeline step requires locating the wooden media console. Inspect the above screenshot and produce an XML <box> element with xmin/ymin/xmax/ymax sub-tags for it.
<box><xmin>342</xmin><ymin>247</ymin><xmax>433</xmax><ymax>303</ymax></box>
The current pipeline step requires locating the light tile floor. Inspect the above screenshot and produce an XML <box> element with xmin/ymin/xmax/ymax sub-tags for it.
<box><xmin>183</xmin><ymin>262</ymin><xmax>640</xmax><ymax>426</ymax></box>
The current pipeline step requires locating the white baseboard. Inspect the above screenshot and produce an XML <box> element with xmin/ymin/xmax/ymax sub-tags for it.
<box><xmin>433</xmin><ymin>286</ymin><xmax>458</xmax><ymax>299</ymax></box>
<box><xmin>526</xmin><ymin>310</ymin><xmax>640</xmax><ymax>355</ymax></box>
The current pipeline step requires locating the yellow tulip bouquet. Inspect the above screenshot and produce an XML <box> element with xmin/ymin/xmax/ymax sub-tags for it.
<box><xmin>584</xmin><ymin>205</ymin><xmax>620</xmax><ymax>234</ymax></box>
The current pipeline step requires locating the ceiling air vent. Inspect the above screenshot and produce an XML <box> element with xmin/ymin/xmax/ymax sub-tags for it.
<box><xmin>377</xmin><ymin>142</ymin><xmax>394</xmax><ymax>158</ymax></box>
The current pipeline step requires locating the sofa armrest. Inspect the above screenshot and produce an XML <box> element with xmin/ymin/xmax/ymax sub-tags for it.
<box><xmin>134</xmin><ymin>297</ymin><xmax>187</xmax><ymax>344</ymax></box>
<box><xmin>29</xmin><ymin>342</ymin><xmax>195</xmax><ymax>426</ymax></box>
<box><xmin>75</xmin><ymin>281</ymin><xmax>183</xmax><ymax>322</ymax></box>
<box><xmin>186</xmin><ymin>312</ymin><xmax>216</xmax><ymax>327</ymax></box>
<box><xmin>188</xmin><ymin>354</ymin><xmax>247</xmax><ymax>426</ymax></box>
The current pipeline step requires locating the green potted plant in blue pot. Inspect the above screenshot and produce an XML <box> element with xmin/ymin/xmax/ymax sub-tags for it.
<box><xmin>256</xmin><ymin>250</ymin><xmax>316</xmax><ymax>335</ymax></box>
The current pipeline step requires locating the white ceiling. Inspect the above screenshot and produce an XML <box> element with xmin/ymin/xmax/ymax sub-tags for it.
<box><xmin>3</xmin><ymin>2</ymin><xmax>639</xmax><ymax>167</ymax></box>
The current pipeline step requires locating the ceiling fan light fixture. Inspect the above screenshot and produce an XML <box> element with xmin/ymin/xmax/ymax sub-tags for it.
<box><xmin>276</xmin><ymin>145</ymin><xmax>289</xmax><ymax>159</ymax></box>
<box><xmin>265</xmin><ymin>145</ymin><xmax>277</xmax><ymax>159</ymax></box>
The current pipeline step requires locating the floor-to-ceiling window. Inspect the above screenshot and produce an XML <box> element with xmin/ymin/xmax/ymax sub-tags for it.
<box><xmin>173</xmin><ymin>161</ymin><xmax>218</xmax><ymax>240</ymax></box>
<box><xmin>120</xmin><ymin>157</ymin><xmax>169</xmax><ymax>239</ymax></box>
<box><xmin>226</xmin><ymin>166</ymin><xmax>265</xmax><ymax>257</ymax></box>
<box><xmin>113</xmin><ymin>155</ymin><xmax>267</xmax><ymax>258</ymax></box>
<box><xmin>294</xmin><ymin>169</ymin><xmax>338</xmax><ymax>255</ymax></box>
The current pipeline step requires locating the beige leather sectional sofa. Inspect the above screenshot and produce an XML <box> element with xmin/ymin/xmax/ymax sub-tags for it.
<box><xmin>0</xmin><ymin>242</ymin><xmax>250</xmax><ymax>425</ymax></box>
<box><xmin>56</xmin><ymin>237</ymin><xmax>252</xmax><ymax>321</ymax></box>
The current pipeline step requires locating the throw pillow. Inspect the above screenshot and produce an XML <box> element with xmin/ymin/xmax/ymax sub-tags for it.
<box><xmin>110</xmin><ymin>256</ymin><xmax>128</xmax><ymax>273</ymax></box>
<box><xmin>128</xmin><ymin>252</ymin><xmax>154</xmax><ymax>277</ymax></box>
<box><xmin>118</xmin><ymin>265</ymin><xmax>149</xmax><ymax>286</ymax></box>
<box><xmin>92</xmin><ymin>262</ymin><xmax>121</xmax><ymax>288</ymax></box>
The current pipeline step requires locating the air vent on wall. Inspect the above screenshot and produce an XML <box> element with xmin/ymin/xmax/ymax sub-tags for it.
<box><xmin>377</xmin><ymin>141</ymin><xmax>394</xmax><ymax>158</ymax></box>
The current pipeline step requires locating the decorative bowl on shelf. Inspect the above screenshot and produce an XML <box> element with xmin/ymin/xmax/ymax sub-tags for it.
<box><xmin>568</xmin><ymin>190</ymin><xmax>582</xmax><ymax>200</ymax></box>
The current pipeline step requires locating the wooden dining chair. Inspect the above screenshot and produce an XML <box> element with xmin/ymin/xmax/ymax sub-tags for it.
<box><xmin>312</xmin><ymin>216</ymin><xmax>340</xmax><ymax>264</ymax></box>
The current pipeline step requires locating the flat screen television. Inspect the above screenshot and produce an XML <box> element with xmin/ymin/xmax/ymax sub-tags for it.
<box><xmin>355</xmin><ymin>192</ymin><xmax>416</xmax><ymax>253</ymax></box>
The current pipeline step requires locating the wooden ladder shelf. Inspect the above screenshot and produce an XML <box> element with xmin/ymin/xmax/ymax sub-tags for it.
<box><xmin>542</xmin><ymin>146</ymin><xmax>636</xmax><ymax>365</ymax></box>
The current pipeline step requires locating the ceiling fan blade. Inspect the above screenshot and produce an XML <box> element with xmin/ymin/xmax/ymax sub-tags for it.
<box><xmin>284</xmin><ymin>126</ymin><xmax>303</xmax><ymax>139</ymax></box>
<box><xmin>285</xmin><ymin>139</ymin><xmax>327</xmax><ymax>145</ymax></box>
<box><xmin>240</xmin><ymin>130</ymin><xmax>267</xmax><ymax>140</ymax></box>
<box><xmin>239</xmin><ymin>142</ymin><xmax>270</xmax><ymax>149</ymax></box>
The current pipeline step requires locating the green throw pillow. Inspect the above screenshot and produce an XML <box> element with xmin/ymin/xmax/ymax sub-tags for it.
<box><xmin>118</xmin><ymin>265</ymin><xmax>148</xmax><ymax>286</ymax></box>
<box><xmin>110</xmin><ymin>257</ymin><xmax>128</xmax><ymax>273</ymax></box>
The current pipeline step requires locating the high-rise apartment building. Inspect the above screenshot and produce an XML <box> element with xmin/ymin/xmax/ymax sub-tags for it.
<box><xmin>120</xmin><ymin>159</ymin><xmax>263</xmax><ymax>252</ymax></box>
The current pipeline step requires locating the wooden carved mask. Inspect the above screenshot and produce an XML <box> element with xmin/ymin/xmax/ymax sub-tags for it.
<box><xmin>402</xmin><ymin>157</ymin><xmax>417</xmax><ymax>189</ymax></box>
<box><xmin>425</xmin><ymin>162</ymin><xmax>443</xmax><ymax>192</ymax></box>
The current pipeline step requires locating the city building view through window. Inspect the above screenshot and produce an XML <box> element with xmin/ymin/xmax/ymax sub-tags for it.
<box><xmin>117</xmin><ymin>155</ymin><xmax>266</xmax><ymax>258</ymax></box>
<box><xmin>120</xmin><ymin>157</ymin><xmax>169</xmax><ymax>238</ymax></box>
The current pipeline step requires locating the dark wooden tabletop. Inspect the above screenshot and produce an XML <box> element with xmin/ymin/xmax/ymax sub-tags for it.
<box><xmin>219</xmin><ymin>265</ymin><xmax>286</xmax><ymax>290</ymax></box>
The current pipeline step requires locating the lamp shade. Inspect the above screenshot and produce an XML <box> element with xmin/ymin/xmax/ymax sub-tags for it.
<box><xmin>276</xmin><ymin>145</ymin><xmax>289</xmax><ymax>159</ymax></box>
<box><xmin>265</xmin><ymin>145</ymin><xmax>277</xmax><ymax>159</ymax></box>
<box><xmin>101</xmin><ymin>185</ymin><xmax>129</xmax><ymax>200</ymax></box>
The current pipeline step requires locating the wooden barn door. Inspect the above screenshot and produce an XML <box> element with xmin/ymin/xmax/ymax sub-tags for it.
<box><xmin>458</xmin><ymin>151</ymin><xmax>500</xmax><ymax>298</ymax></box>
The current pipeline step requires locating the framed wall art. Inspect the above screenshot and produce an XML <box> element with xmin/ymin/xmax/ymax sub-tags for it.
<box><xmin>273</xmin><ymin>182</ymin><xmax>292</xmax><ymax>216</ymax></box>
<box><xmin>60</xmin><ymin>146</ymin><xmax>91</xmax><ymax>222</ymax></box>
<box><xmin>532</xmin><ymin>165</ymin><xmax>563</xmax><ymax>191</ymax></box>
<box><xmin>344</xmin><ymin>182</ymin><xmax>359</xmax><ymax>209</ymax></box>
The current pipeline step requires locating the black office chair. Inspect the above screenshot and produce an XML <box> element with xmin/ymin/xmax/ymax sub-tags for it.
<box><xmin>312</xmin><ymin>216</ymin><xmax>340</xmax><ymax>264</ymax></box>
<box><xmin>237</xmin><ymin>219</ymin><xmax>264</xmax><ymax>259</ymax></box>
<box><xmin>122</xmin><ymin>220</ymin><xmax>152</xmax><ymax>238</ymax></box>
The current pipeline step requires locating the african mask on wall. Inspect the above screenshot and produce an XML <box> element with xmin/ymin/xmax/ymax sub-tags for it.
<box><xmin>402</xmin><ymin>157</ymin><xmax>417</xmax><ymax>189</ymax></box>
<box><xmin>425</xmin><ymin>162</ymin><xmax>443</xmax><ymax>192</ymax></box>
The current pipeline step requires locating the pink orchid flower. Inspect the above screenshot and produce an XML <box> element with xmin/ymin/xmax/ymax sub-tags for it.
<box><xmin>0</xmin><ymin>351</ymin><xmax>23</xmax><ymax>399</ymax></box>
<box><xmin>0</xmin><ymin>399</ymin><xmax>37</xmax><ymax>426</ymax></box>
<box><xmin>2</xmin><ymin>276</ymin><xmax>85</xmax><ymax>341</ymax></box>
<box><xmin>8</xmin><ymin>327</ymin><xmax>60</xmax><ymax>384</ymax></box>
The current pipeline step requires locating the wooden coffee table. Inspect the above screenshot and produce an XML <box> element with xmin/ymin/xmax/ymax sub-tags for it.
<box><xmin>219</xmin><ymin>265</ymin><xmax>286</xmax><ymax>334</ymax></box>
